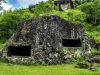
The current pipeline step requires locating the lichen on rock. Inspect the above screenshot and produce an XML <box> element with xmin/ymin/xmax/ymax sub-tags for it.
<box><xmin>1</xmin><ymin>15</ymin><xmax>91</xmax><ymax>64</ymax></box>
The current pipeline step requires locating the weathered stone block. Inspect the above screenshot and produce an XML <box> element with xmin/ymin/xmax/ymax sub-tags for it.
<box><xmin>1</xmin><ymin>15</ymin><xmax>91</xmax><ymax>64</ymax></box>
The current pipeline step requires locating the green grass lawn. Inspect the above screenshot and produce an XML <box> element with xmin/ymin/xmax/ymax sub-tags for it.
<box><xmin>0</xmin><ymin>43</ymin><xmax>100</xmax><ymax>75</ymax></box>
<box><xmin>0</xmin><ymin>62</ymin><xmax>100</xmax><ymax>75</ymax></box>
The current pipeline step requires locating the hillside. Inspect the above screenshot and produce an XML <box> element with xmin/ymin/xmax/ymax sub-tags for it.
<box><xmin>0</xmin><ymin>0</ymin><xmax>100</xmax><ymax>74</ymax></box>
<box><xmin>0</xmin><ymin>0</ymin><xmax>100</xmax><ymax>43</ymax></box>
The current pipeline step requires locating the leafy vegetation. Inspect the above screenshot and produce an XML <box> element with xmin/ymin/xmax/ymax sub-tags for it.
<box><xmin>91</xmin><ymin>48</ymin><xmax>100</xmax><ymax>56</ymax></box>
<box><xmin>0</xmin><ymin>0</ymin><xmax>99</xmax><ymax>43</ymax></box>
<box><xmin>0</xmin><ymin>0</ymin><xmax>100</xmax><ymax>75</ymax></box>
<box><xmin>29</xmin><ymin>0</ymin><xmax>54</xmax><ymax>16</ymax></box>
<box><xmin>78</xmin><ymin>0</ymin><xmax>100</xmax><ymax>25</ymax></box>
<box><xmin>0</xmin><ymin>9</ymin><xmax>34</xmax><ymax>41</ymax></box>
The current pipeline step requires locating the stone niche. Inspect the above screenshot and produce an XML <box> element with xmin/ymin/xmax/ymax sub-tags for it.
<box><xmin>54</xmin><ymin>0</ymin><xmax>74</xmax><ymax>11</ymax></box>
<box><xmin>7</xmin><ymin>46</ymin><xmax>31</xmax><ymax>57</ymax></box>
<box><xmin>1</xmin><ymin>15</ymin><xmax>91</xmax><ymax>64</ymax></box>
<box><xmin>62</xmin><ymin>39</ymin><xmax>82</xmax><ymax>47</ymax></box>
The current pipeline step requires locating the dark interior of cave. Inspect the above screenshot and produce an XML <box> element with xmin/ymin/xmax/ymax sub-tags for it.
<box><xmin>62</xmin><ymin>39</ymin><xmax>82</xmax><ymax>47</ymax></box>
<box><xmin>7</xmin><ymin>46</ymin><xmax>31</xmax><ymax>57</ymax></box>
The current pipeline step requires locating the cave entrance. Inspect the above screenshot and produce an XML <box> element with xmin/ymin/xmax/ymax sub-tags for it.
<box><xmin>62</xmin><ymin>39</ymin><xmax>82</xmax><ymax>47</ymax></box>
<box><xmin>7</xmin><ymin>46</ymin><xmax>31</xmax><ymax>57</ymax></box>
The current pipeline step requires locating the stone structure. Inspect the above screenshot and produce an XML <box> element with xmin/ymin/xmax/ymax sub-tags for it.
<box><xmin>1</xmin><ymin>15</ymin><xmax>91</xmax><ymax>64</ymax></box>
<box><xmin>54</xmin><ymin>0</ymin><xmax>75</xmax><ymax>11</ymax></box>
<box><xmin>89</xmin><ymin>55</ymin><xmax>100</xmax><ymax>63</ymax></box>
<box><xmin>94</xmin><ymin>43</ymin><xmax>100</xmax><ymax>50</ymax></box>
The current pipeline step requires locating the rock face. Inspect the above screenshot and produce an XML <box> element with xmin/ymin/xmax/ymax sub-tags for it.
<box><xmin>1</xmin><ymin>15</ymin><xmax>91</xmax><ymax>64</ymax></box>
<box><xmin>94</xmin><ymin>43</ymin><xmax>100</xmax><ymax>50</ymax></box>
<box><xmin>88</xmin><ymin>55</ymin><xmax>100</xmax><ymax>63</ymax></box>
<box><xmin>54</xmin><ymin>0</ymin><xmax>74</xmax><ymax>11</ymax></box>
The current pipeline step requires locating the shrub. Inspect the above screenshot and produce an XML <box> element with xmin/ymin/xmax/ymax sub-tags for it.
<box><xmin>64</xmin><ymin>9</ymin><xmax>86</xmax><ymax>23</ymax></box>
<box><xmin>91</xmin><ymin>48</ymin><xmax>100</xmax><ymax>56</ymax></box>
<box><xmin>0</xmin><ymin>9</ymin><xmax>34</xmax><ymax>41</ymax></box>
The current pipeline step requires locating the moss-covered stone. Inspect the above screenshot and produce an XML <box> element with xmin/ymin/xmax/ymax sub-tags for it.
<box><xmin>1</xmin><ymin>15</ymin><xmax>91</xmax><ymax>64</ymax></box>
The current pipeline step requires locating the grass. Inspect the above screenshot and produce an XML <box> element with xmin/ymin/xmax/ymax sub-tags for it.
<box><xmin>0</xmin><ymin>62</ymin><xmax>100</xmax><ymax>75</ymax></box>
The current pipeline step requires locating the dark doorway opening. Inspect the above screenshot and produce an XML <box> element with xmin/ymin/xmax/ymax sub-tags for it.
<box><xmin>7</xmin><ymin>46</ymin><xmax>31</xmax><ymax>57</ymax></box>
<box><xmin>62</xmin><ymin>39</ymin><xmax>82</xmax><ymax>47</ymax></box>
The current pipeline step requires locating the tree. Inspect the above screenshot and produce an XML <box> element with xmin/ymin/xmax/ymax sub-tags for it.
<box><xmin>29</xmin><ymin>0</ymin><xmax>54</xmax><ymax>16</ymax></box>
<box><xmin>0</xmin><ymin>0</ymin><xmax>6</xmax><ymax>11</ymax></box>
<box><xmin>75</xmin><ymin>0</ymin><xmax>94</xmax><ymax>5</ymax></box>
<box><xmin>0</xmin><ymin>9</ymin><xmax>34</xmax><ymax>42</ymax></box>
<box><xmin>78</xmin><ymin>0</ymin><xmax>100</xmax><ymax>25</ymax></box>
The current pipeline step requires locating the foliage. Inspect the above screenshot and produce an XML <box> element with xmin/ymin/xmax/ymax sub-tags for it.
<box><xmin>63</xmin><ymin>9</ymin><xmax>86</xmax><ymax>23</ymax></box>
<box><xmin>0</xmin><ymin>0</ymin><xmax>100</xmax><ymax>43</ymax></box>
<box><xmin>91</xmin><ymin>48</ymin><xmax>100</xmax><ymax>56</ymax></box>
<box><xmin>29</xmin><ymin>0</ymin><xmax>54</xmax><ymax>16</ymax></box>
<box><xmin>83</xmin><ymin>23</ymin><xmax>100</xmax><ymax>42</ymax></box>
<box><xmin>40</xmin><ymin>9</ymin><xmax>86</xmax><ymax>24</ymax></box>
<box><xmin>75</xmin><ymin>0</ymin><xmax>94</xmax><ymax>5</ymax></box>
<box><xmin>0</xmin><ymin>0</ymin><xmax>100</xmax><ymax>74</ymax></box>
<box><xmin>0</xmin><ymin>9</ymin><xmax>34</xmax><ymax>41</ymax></box>
<box><xmin>78</xmin><ymin>0</ymin><xmax>100</xmax><ymax>25</ymax></box>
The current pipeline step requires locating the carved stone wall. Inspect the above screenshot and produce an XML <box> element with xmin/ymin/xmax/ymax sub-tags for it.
<box><xmin>54</xmin><ymin>0</ymin><xmax>74</xmax><ymax>11</ymax></box>
<box><xmin>1</xmin><ymin>15</ymin><xmax>91</xmax><ymax>64</ymax></box>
